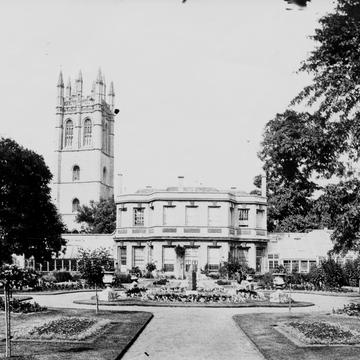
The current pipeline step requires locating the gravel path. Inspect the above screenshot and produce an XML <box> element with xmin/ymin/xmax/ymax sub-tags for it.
<box><xmin>30</xmin><ymin>292</ymin><xmax>355</xmax><ymax>360</ymax></box>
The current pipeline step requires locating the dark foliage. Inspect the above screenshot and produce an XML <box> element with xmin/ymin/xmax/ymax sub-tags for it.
<box><xmin>0</xmin><ymin>138</ymin><xmax>66</xmax><ymax>265</ymax></box>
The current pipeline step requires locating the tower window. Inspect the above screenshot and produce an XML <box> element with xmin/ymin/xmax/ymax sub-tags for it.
<box><xmin>72</xmin><ymin>198</ymin><xmax>80</xmax><ymax>212</ymax></box>
<box><xmin>72</xmin><ymin>165</ymin><xmax>80</xmax><ymax>181</ymax></box>
<box><xmin>103</xmin><ymin>122</ymin><xmax>108</xmax><ymax>153</ymax></box>
<box><xmin>64</xmin><ymin>120</ymin><xmax>73</xmax><ymax>147</ymax></box>
<box><xmin>83</xmin><ymin>119</ymin><xmax>92</xmax><ymax>146</ymax></box>
<box><xmin>133</xmin><ymin>208</ymin><xmax>144</xmax><ymax>226</ymax></box>
<box><xmin>103</xmin><ymin>166</ymin><xmax>107</xmax><ymax>183</ymax></box>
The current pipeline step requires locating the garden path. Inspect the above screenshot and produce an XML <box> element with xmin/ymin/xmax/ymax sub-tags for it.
<box><xmin>30</xmin><ymin>292</ymin><xmax>356</xmax><ymax>360</ymax></box>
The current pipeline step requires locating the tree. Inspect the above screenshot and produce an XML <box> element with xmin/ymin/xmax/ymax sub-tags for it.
<box><xmin>292</xmin><ymin>0</ymin><xmax>360</xmax><ymax>157</ymax></box>
<box><xmin>77</xmin><ymin>248</ymin><xmax>114</xmax><ymax>314</ymax></box>
<box><xmin>76</xmin><ymin>197</ymin><xmax>116</xmax><ymax>234</ymax></box>
<box><xmin>0</xmin><ymin>138</ymin><xmax>66</xmax><ymax>265</ymax></box>
<box><xmin>0</xmin><ymin>265</ymin><xmax>39</xmax><ymax>357</ymax></box>
<box><xmin>258</xmin><ymin>110</ymin><xmax>347</xmax><ymax>231</ymax></box>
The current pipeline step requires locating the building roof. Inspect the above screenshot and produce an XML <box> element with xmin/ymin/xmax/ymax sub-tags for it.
<box><xmin>135</xmin><ymin>186</ymin><xmax>249</xmax><ymax>196</ymax></box>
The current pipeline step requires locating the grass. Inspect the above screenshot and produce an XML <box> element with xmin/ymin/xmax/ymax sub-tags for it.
<box><xmin>233</xmin><ymin>312</ymin><xmax>360</xmax><ymax>360</ymax></box>
<box><xmin>0</xmin><ymin>308</ymin><xmax>153</xmax><ymax>359</ymax></box>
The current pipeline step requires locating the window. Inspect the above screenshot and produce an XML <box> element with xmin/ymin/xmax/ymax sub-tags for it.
<box><xmin>239</xmin><ymin>209</ymin><xmax>249</xmax><ymax>221</ymax></box>
<box><xmin>283</xmin><ymin>260</ymin><xmax>291</xmax><ymax>273</ymax></box>
<box><xmin>256</xmin><ymin>247</ymin><xmax>265</xmax><ymax>273</ymax></box>
<box><xmin>309</xmin><ymin>261</ymin><xmax>317</xmax><ymax>270</ymax></box>
<box><xmin>133</xmin><ymin>247</ymin><xmax>144</xmax><ymax>268</ymax></box>
<box><xmin>163</xmin><ymin>247</ymin><xmax>175</xmax><ymax>272</ymax></box>
<box><xmin>103</xmin><ymin>122</ymin><xmax>109</xmax><ymax>153</ymax></box>
<box><xmin>291</xmin><ymin>260</ymin><xmax>299</xmax><ymax>273</ymax></box>
<box><xmin>185</xmin><ymin>247</ymin><xmax>198</xmax><ymax>272</ymax></box>
<box><xmin>64</xmin><ymin>120</ymin><xmax>73</xmax><ymax>147</ymax></box>
<box><xmin>300</xmin><ymin>260</ymin><xmax>308</xmax><ymax>273</ymax></box>
<box><xmin>72</xmin><ymin>198</ymin><xmax>80</xmax><ymax>212</ymax></box>
<box><xmin>117</xmin><ymin>246</ymin><xmax>127</xmax><ymax>266</ymax></box>
<box><xmin>268</xmin><ymin>254</ymin><xmax>279</xmax><ymax>271</ymax></box>
<box><xmin>256</xmin><ymin>209</ymin><xmax>265</xmax><ymax>228</ymax></box>
<box><xmin>83</xmin><ymin>119</ymin><xmax>92</xmax><ymax>146</ymax></box>
<box><xmin>133</xmin><ymin>208</ymin><xmax>144</xmax><ymax>226</ymax></box>
<box><xmin>163</xmin><ymin>206</ymin><xmax>176</xmax><ymax>226</ymax></box>
<box><xmin>186</xmin><ymin>206</ymin><xmax>199</xmax><ymax>226</ymax></box>
<box><xmin>72</xmin><ymin>165</ymin><xmax>80</xmax><ymax>181</ymax></box>
<box><xmin>208</xmin><ymin>207</ymin><xmax>221</xmax><ymax>227</ymax></box>
<box><xmin>103</xmin><ymin>167</ymin><xmax>107</xmax><ymax>183</ymax></box>
<box><xmin>207</xmin><ymin>247</ymin><xmax>220</xmax><ymax>271</ymax></box>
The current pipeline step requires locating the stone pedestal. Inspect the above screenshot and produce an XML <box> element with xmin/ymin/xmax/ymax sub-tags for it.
<box><xmin>98</xmin><ymin>285</ymin><xmax>117</xmax><ymax>301</ymax></box>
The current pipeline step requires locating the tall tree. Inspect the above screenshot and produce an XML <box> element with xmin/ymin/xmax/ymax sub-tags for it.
<box><xmin>0</xmin><ymin>138</ymin><xmax>66</xmax><ymax>265</ymax></box>
<box><xmin>258</xmin><ymin>110</ymin><xmax>347</xmax><ymax>231</ymax></box>
<box><xmin>76</xmin><ymin>197</ymin><xmax>116</xmax><ymax>234</ymax></box>
<box><xmin>292</xmin><ymin>0</ymin><xmax>360</xmax><ymax>158</ymax></box>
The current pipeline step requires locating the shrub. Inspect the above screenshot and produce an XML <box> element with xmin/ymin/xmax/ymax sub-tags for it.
<box><xmin>129</xmin><ymin>267</ymin><xmax>142</xmax><ymax>278</ymax></box>
<box><xmin>146</xmin><ymin>263</ymin><xmax>156</xmax><ymax>272</ymax></box>
<box><xmin>0</xmin><ymin>297</ymin><xmax>46</xmax><ymax>313</ymax></box>
<box><xmin>219</xmin><ymin>260</ymin><xmax>252</xmax><ymax>280</ymax></box>
<box><xmin>112</xmin><ymin>271</ymin><xmax>132</xmax><ymax>287</ymax></box>
<box><xmin>216</xmin><ymin>280</ymin><xmax>231</xmax><ymax>286</ymax></box>
<box><xmin>342</xmin><ymin>258</ymin><xmax>360</xmax><ymax>287</ymax></box>
<box><xmin>257</xmin><ymin>272</ymin><xmax>273</xmax><ymax>289</ymax></box>
<box><xmin>153</xmin><ymin>278</ymin><xmax>168</xmax><ymax>286</ymax></box>
<box><xmin>335</xmin><ymin>302</ymin><xmax>360</xmax><ymax>317</ymax></box>
<box><xmin>52</xmin><ymin>271</ymin><xmax>72</xmax><ymax>283</ymax></box>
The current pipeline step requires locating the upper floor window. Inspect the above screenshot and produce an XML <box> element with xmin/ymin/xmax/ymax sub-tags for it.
<box><xmin>64</xmin><ymin>120</ymin><xmax>73</xmax><ymax>147</ymax></box>
<box><xmin>72</xmin><ymin>165</ymin><xmax>80</xmax><ymax>181</ymax></box>
<box><xmin>83</xmin><ymin>119</ymin><xmax>92</xmax><ymax>146</ymax></box>
<box><xmin>239</xmin><ymin>209</ymin><xmax>249</xmax><ymax>221</ymax></box>
<box><xmin>133</xmin><ymin>208</ymin><xmax>144</xmax><ymax>226</ymax></box>
<box><xmin>208</xmin><ymin>206</ymin><xmax>221</xmax><ymax>227</ymax></box>
<box><xmin>72</xmin><ymin>198</ymin><xmax>80</xmax><ymax>212</ymax></box>
<box><xmin>163</xmin><ymin>206</ymin><xmax>176</xmax><ymax>226</ymax></box>
<box><xmin>186</xmin><ymin>206</ymin><xmax>199</xmax><ymax>226</ymax></box>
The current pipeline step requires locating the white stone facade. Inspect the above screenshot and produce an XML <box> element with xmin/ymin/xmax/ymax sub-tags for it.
<box><xmin>114</xmin><ymin>182</ymin><xmax>268</xmax><ymax>277</ymax></box>
<box><xmin>53</xmin><ymin>70</ymin><xmax>115</xmax><ymax>230</ymax></box>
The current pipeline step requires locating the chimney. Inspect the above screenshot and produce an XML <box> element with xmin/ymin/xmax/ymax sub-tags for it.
<box><xmin>178</xmin><ymin>176</ymin><xmax>184</xmax><ymax>189</ymax></box>
<box><xmin>118</xmin><ymin>173</ymin><xmax>123</xmax><ymax>194</ymax></box>
<box><xmin>261</xmin><ymin>173</ymin><xmax>267</xmax><ymax>197</ymax></box>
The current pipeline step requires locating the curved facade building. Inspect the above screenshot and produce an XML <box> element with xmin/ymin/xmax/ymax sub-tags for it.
<box><xmin>114</xmin><ymin>179</ymin><xmax>268</xmax><ymax>276</ymax></box>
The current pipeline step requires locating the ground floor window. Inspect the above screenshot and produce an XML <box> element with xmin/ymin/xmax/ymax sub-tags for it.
<box><xmin>163</xmin><ymin>247</ymin><xmax>175</xmax><ymax>272</ymax></box>
<box><xmin>207</xmin><ymin>247</ymin><xmax>220</xmax><ymax>271</ymax></box>
<box><xmin>117</xmin><ymin>246</ymin><xmax>127</xmax><ymax>266</ymax></box>
<box><xmin>256</xmin><ymin>247</ymin><xmax>265</xmax><ymax>273</ymax></box>
<box><xmin>268</xmin><ymin>254</ymin><xmax>279</xmax><ymax>271</ymax></box>
<box><xmin>185</xmin><ymin>247</ymin><xmax>198</xmax><ymax>272</ymax></box>
<box><xmin>133</xmin><ymin>247</ymin><xmax>145</xmax><ymax>268</ymax></box>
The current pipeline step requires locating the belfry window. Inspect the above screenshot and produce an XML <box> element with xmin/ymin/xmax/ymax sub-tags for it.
<box><xmin>72</xmin><ymin>165</ymin><xmax>80</xmax><ymax>181</ymax></box>
<box><xmin>72</xmin><ymin>198</ymin><xmax>80</xmax><ymax>212</ymax></box>
<box><xmin>64</xmin><ymin>120</ymin><xmax>73</xmax><ymax>147</ymax></box>
<box><xmin>83</xmin><ymin>119</ymin><xmax>92</xmax><ymax>146</ymax></box>
<box><xmin>103</xmin><ymin>122</ymin><xmax>108</xmax><ymax>153</ymax></box>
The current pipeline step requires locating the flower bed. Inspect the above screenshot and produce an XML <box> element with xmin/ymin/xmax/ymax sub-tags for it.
<box><xmin>284</xmin><ymin>321</ymin><xmax>360</xmax><ymax>345</ymax></box>
<box><xmin>126</xmin><ymin>288</ymin><xmax>266</xmax><ymax>303</ymax></box>
<box><xmin>334</xmin><ymin>302</ymin><xmax>360</xmax><ymax>317</ymax></box>
<box><xmin>14</xmin><ymin>316</ymin><xmax>111</xmax><ymax>341</ymax></box>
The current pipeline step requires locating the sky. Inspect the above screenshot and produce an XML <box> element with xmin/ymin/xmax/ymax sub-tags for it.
<box><xmin>0</xmin><ymin>0</ymin><xmax>336</xmax><ymax>195</ymax></box>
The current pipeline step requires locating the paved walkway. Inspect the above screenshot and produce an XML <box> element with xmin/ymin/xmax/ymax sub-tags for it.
<box><xmin>30</xmin><ymin>292</ymin><xmax>355</xmax><ymax>360</ymax></box>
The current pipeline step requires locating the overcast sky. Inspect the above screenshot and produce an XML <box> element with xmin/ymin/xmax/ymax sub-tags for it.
<box><xmin>0</xmin><ymin>0</ymin><xmax>335</xmax><ymax>194</ymax></box>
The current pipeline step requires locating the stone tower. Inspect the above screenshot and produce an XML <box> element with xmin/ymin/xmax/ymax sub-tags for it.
<box><xmin>53</xmin><ymin>69</ymin><xmax>115</xmax><ymax>230</ymax></box>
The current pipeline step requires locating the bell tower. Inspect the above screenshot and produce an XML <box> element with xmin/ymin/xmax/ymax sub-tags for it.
<box><xmin>53</xmin><ymin>69</ymin><xmax>115</xmax><ymax>230</ymax></box>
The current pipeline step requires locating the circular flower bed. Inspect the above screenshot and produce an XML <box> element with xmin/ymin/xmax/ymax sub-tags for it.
<box><xmin>126</xmin><ymin>287</ymin><xmax>266</xmax><ymax>304</ymax></box>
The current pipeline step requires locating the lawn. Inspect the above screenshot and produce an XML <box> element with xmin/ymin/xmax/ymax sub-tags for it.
<box><xmin>0</xmin><ymin>308</ymin><xmax>153</xmax><ymax>359</ymax></box>
<box><xmin>233</xmin><ymin>312</ymin><xmax>360</xmax><ymax>360</ymax></box>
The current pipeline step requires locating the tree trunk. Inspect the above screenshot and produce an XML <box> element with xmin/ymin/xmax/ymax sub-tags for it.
<box><xmin>4</xmin><ymin>287</ymin><xmax>11</xmax><ymax>358</ymax></box>
<box><xmin>95</xmin><ymin>284</ymin><xmax>99</xmax><ymax>314</ymax></box>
